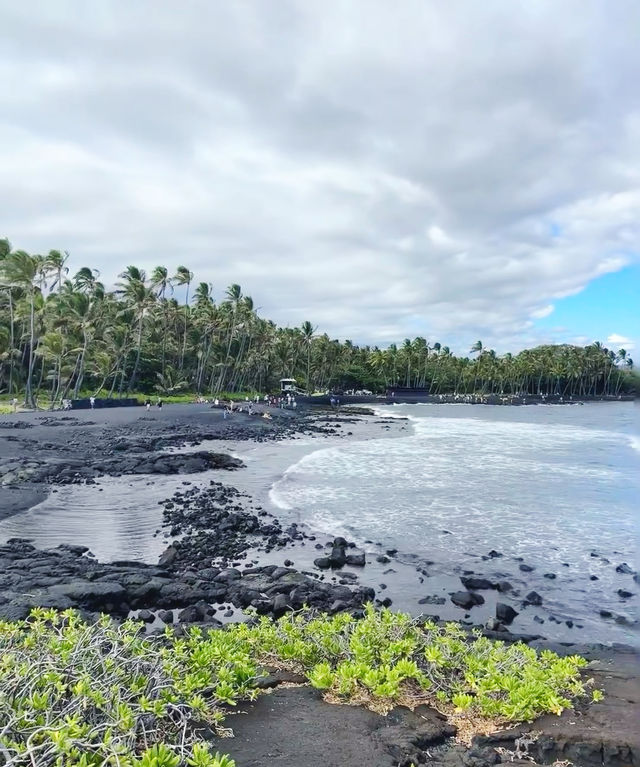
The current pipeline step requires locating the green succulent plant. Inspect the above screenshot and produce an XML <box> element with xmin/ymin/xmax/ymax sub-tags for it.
<box><xmin>0</xmin><ymin>605</ymin><xmax>599</xmax><ymax>767</ymax></box>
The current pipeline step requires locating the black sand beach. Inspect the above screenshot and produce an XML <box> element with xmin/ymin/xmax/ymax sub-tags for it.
<box><xmin>0</xmin><ymin>402</ymin><xmax>638</xmax><ymax>766</ymax></box>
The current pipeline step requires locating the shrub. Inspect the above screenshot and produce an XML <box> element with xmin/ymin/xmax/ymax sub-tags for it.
<box><xmin>0</xmin><ymin>609</ymin><xmax>238</xmax><ymax>767</ymax></box>
<box><xmin>0</xmin><ymin>605</ymin><xmax>597</xmax><ymax>765</ymax></box>
<box><xmin>235</xmin><ymin>604</ymin><xmax>591</xmax><ymax>721</ymax></box>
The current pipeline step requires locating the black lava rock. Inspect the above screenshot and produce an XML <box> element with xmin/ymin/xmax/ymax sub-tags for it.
<box><xmin>345</xmin><ymin>550</ymin><xmax>366</xmax><ymax>567</ymax></box>
<box><xmin>451</xmin><ymin>591</ymin><xmax>485</xmax><ymax>609</ymax></box>
<box><xmin>524</xmin><ymin>590</ymin><xmax>543</xmax><ymax>606</ymax></box>
<box><xmin>461</xmin><ymin>576</ymin><xmax>494</xmax><ymax>590</ymax></box>
<box><xmin>418</xmin><ymin>595</ymin><xmax>446</xmax><ymax>605</ymax></box>
<box><xmin>496</xmin><ymin>602</ymin><xmax>519</xmax><ymax>624</ymax></box>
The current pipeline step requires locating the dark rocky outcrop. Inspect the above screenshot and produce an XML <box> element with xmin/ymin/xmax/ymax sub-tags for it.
<box><xmin>523</xmin><ymin>590</ymin><xmax>543</xmax><ymax>606</ymax></box>
<box><xmin>419</xmin><ymin>595</ymin><xmax>446</xmax><ymax>605</ymax></box>
<box><xmin>450</xmin><ymin>591</ymin><xmax>485</xmax><ymax>609</ymax></box>
<box><xmin>460</xmin><ymin>576</ymin><xmax>494</xmax><ymax>590</ymax></box>
<box><xmin>0</xmin><ymin>538</ymin><xmax>374</xmax><ymax>625</ymax></box>
<box><xmin>496</xmin><ymin>602</ymin><xmax>519</xmax><ymax>624</ymax></box>
<box><xmin>314</xmin><ymin>537</ymin><xmax>366</xmax><ymax>570</ymax></box>
<box><xmin>31</xmin><ymin>451</ymin><xmax>243</xmax><ymax>484</ymax></box>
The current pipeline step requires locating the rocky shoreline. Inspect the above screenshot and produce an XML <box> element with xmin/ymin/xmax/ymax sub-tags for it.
<box><xmin>0</xmin><ymin>405</ymin><xmax>394</xmax><ymax>625</ymax></box>
<box><xmin>0</xmin><ymin>402</ymin><xmax>638</xmax><ymax>766</ymax></box>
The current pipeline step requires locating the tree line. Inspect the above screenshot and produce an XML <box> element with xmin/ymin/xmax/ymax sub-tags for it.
<box><xmin>0</xmin><ymin>239</ymin><xmax>636</xmax><ymax>407</ymax></box>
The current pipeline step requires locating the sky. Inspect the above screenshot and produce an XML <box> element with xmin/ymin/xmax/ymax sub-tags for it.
<box><xmin>0</xmin><ymin>1</ymin><xmax>638</xmax><ymax>355</ymax></box>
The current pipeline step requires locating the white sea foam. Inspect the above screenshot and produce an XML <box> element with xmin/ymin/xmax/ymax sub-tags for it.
<box><xmin>264</xmin><ymin>403</ymin><xmax>639</xmax><ymax>645</ymax></box>
<box><xmin>270</xmin><ymin>403</ymin><xmax>638</xmax><ymax>571</ymax></box>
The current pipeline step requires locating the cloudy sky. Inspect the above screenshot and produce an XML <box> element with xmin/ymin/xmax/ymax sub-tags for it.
<box><xmin>1</xmin><ymin>0</ymin><xmax>639</xmax><ymax>354</ymax></box>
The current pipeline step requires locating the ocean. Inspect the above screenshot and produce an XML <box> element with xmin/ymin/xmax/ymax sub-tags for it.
<box><xmin>269</xmin><ymin>402</ymin><xmax>639</xmax><ymax>644</ymax></box>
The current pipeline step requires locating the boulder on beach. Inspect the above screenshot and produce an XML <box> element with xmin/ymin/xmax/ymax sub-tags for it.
<box><xmin>524</xmin><ymin>590</ymin><xmax>543</xmax><ymax>606</ymax></box>
<box><xmin>158</xmin><ymin>545</ymin><xmax>178</xmax><ymax>567</ymax></box>
<box><xmin>450</xmin><ymin>591</ymin><xmax>485</xmax><ymax>609</ymax></box>
<box><xmin>496</xmin><ymin>602</ymin><xmax>519</xmax><ymax>624</ymax></box>
<box><xmin>346</xmin><ymin>549</ymin><xmax>366</xmax><ymax>566</ymax></box>
<box><xmin>460</xmin><ymin>576</ymin><xmax>494</xmax><ymax>590</ymax></box>
<box><xmin>418</xmin><ymin>595</ymin><xmax>445</xmax><ymax>605</ymax></box>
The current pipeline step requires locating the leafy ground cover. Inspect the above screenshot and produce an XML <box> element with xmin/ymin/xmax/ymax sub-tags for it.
<box><xmin>0</xmin><ymin>607</ymin><xmax>598</xmax><ymax>766</ymax></box>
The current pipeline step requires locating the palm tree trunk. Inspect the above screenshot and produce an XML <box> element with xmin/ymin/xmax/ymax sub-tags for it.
<box><xmin>24</xmin><ymin>291</ymin><xmax>36</xmax><ymax>408</ymax></box>
<box><xmin>7</xmin><ymin>290</ymin><xmax>15</xmax><ymax>395</ymax></box>
<box><xmin>179</xmin><ymin>282</ymin><xmax>190</xmax><ymax>371</ymax></box>
<box><xmin>51</xmin><ymin>355</ymin><xmax>64</xmax><ymax>408</ymax></box>
<box><xmin>60</xmin><ymin>354</ymin><xmax>82</xmax><ymax>403</ymax></box>
<box><xmin>127</xmin><ymin>317</ymin><xmax>144</xmax><ymax>392</ymax></box>
<box><xmin>73</xmin><ymin>329</ymin><xmax>88</xmax><ymax>398</ymax></box>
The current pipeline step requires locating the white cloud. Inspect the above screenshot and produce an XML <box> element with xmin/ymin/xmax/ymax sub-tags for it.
<box><xmin>607</xmin><ymin>334</ymin><xmax>635</xmax><ymax>350</ymax></box>
<box><xmin>0</xmin><ymin>0</ymin><xmax>638</xmax><ymax>353</ymax></box>
<box><xmin>531</xmin><ymin>305</ymin><xmax>554</xmax><ymax>320</ymax></box>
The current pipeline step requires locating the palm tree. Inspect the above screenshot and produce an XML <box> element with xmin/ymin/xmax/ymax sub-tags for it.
<box><xmin>65</xmin><ymin>291</ymin><xmax>103</xmax><ymax>398</ymax></box>
<box><xmin>300</xmin><ymin>320</ymin><xmax>316</xmax><ymax>393</ymax></box>
<box><xmin>0</xmin><ymin>251</ymin><xmax>39</xmax><ymax>406</ymax></box>
<box><xmin>116</xmin><ymin>266</ymin><xmax>155</xmax><ymax>392</ymax></box>
<box><xmin>36</xmin><ymin>330</ymin><xmax>67</xmax><ymax>406</ymax></box>
<box><xmin>0</xmin><ymin>278</ymin><xmax>16</xmax><ymax>394</ymax></box>
<box><xmin>74</xmin><ymin>266</ymin><xmax>99</xmax><ymax>292</ymax></box>
<box><xmin>1</xmin><ymin>237</ymin><xmax>639</xmax><ymax>401</ymax></box>
<box><xmin>46</xmin><ymin>250</ymin><xmax>69</xmax><ymax>293</ymax></box>
<box><xmin>213</xmin><ymin>284</ymin><xmax>243</xmax><ymax>392</ymax></box>
<box><xmin>174</xmin><ymin>266</ymin><xmax>194</xmax><ymax>371</ymax></box>
<box><xmin>151</xmin><ymin>266</ymin><xmax>173</xmax><ymax>376</ymax></box>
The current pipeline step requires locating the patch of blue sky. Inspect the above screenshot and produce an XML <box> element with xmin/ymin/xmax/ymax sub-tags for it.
<box><xmin>535</xmin><ymin>264</ymin><xmax>640</xmax><ymax>351</ymax></box>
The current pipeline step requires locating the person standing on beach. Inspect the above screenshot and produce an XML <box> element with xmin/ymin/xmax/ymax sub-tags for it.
<box><xmin>157</xmin><ymin>398</ymin><xmax>163</xmax><ymax>409</ymax></box>
<box><xmin>145</xmin><ymin>398</ymin><xmax>151</xmax><ymax>411</ymax></box>
<box><xmin>11</xmin><ymin>397</ymin><xmax>18</xmax><ymax>413</ymax></box>
<box><xmin>89</xmin><ymin>396</ymin><xmax>95</xmax><ymax>410</ymax></box>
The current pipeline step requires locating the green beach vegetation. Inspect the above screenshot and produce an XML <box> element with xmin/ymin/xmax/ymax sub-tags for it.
<box><xmin>0</xmin><ymin>606</ymin><xmax>597</xmax><ymax>766</ymax></box>
<box><xmin>0</xmin><ymin>239</ymin><xmax>636</xmax><ymax>407</ymax></box>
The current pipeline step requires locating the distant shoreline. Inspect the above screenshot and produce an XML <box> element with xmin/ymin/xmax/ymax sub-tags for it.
<box><xmin>296</xmin><ymin>392</ymin><xmax>637</xmax><ymax>407</ymax></box>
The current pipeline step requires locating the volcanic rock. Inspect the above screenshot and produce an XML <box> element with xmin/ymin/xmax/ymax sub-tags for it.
<box><xmin>496</xmin><ymin>602</ymin><xmax>519</xmax><ymax>624</ymax></box>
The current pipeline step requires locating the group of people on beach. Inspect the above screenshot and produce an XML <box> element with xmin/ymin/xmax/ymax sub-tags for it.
<box><xmin>211</xmin><ymin>393</ymin><xmax>295</xmax><ymax>419</ymax></box>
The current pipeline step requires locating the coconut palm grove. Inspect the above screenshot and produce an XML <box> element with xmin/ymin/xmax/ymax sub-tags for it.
<box><xmin>0</xmin><ymin>240</ymin><xmax>636</xmax><ymax>407</ymax></box>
